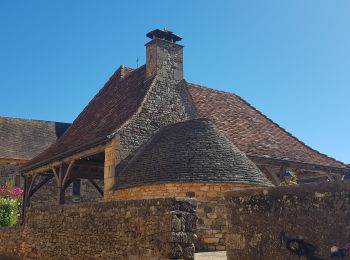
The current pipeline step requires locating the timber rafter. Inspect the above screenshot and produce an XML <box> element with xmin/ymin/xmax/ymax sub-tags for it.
<box><xmin>249</xmin><ymin>155</ymin><xmax>349</xmax><ymax>175</ymax></box>
<box><xmin>23</xmin><ymin>144</ymin><xmax>106</xmax><ymax>176</ymax></box>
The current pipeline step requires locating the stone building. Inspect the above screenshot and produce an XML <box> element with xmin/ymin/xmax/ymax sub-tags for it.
<box><xmin>20</xmin><ymin>29</ymin><xmax>349</xmax><ymax>251</ymax></box>
<box><xmin>0</xmin><ymin>116</ymin><xmax>70</xmax><ymax>187</ymax></box>
<box><xmin>0</xmin><ymin>116</ymin><xmax>105</xmax><ymax>205</ymax></box>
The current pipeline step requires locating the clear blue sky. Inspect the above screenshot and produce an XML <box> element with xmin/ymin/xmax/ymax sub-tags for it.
<box><xmin>0</xmin><ymin>1</ymin><xmax>349</xmax><ymax>163</ymax></box>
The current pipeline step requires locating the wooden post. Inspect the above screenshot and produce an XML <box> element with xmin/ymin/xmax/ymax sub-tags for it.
<box><xmin>57</xmin><ymin>164</ymin><xmax>65</xmax><ymax>205</ymax></box>
<box><xmin>25</xmin><ymin>174</ymin><xmax>37</xmax><ymax>207</ymax></box>
<box><xmin>21</xmin><ymin>174</ymin><xmax>27</xmax><ymax>225</ymax></box>
<box><xmin>261</xmin><ymin>166</ymin><xmax>280</xmax><ymax>186</ymax></box>
<box><xmin>56</xmin><ymin>161</ymin><xmax>75</xmax><ymax>205</ymax></box>
<box><xmin>104</xmin><ymin>137</ymin><xmax>118</xmax><ymax>196</ymax></box>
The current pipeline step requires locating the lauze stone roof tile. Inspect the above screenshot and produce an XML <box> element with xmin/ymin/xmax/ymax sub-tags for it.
<box><xmin>0</xmin><ymin>117</ymin><xmax>70</xmax><ymax>161</ymax></box>
<box><xmin>117</xmin><ymin>119</ymin><xmax>273</xmax><ymax>188</ymax></box>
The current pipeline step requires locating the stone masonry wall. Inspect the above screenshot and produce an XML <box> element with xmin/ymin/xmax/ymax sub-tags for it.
<box><xmin>117</xmin><ymin>79</ymin><xmax>195</xmax><ymax>168</ymax></box>
<box><xmin>0</xmin><ymin>162</ymin><xmax>23</xmax><ymax>187</ymax></box>
<box><xmin>225</xmin><ymin>181</ymin><xmax>350</xmax><ymax>260</ymax></box>
<box><xmin>112</xmin><ymin>36</ymin><xmax>195</xmax><ymax>177</ymax></box>
<box><xmin>0</xmin><ymin>198</ymin><xmax>197</xmax><ymax>259</ymax></box>
<box><xmin>106</xmin><ymin>182</ymin><xmax>254</xmax><ymax>252</ymax></box>
<box><xmin>0</xmin><ymin>227</ymin><xmax>21</xmax><ymax>259</ymax></box>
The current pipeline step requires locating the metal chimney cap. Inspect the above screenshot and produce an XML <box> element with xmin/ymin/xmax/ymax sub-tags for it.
<box><xmin>146</xmin><ymin>29</ymin><xmax>182</xmax><ymax>43</ymax></box>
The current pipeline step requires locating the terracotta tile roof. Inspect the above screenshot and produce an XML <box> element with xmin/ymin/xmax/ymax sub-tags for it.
<box><xmin>187</xmin><ymin>83</ymin><xmax>346</xmax><ymax>169</ymax></box>
<box><xmin>21</xmin><ymin>64</ymin><xmax>346</xmax><ymax>172</ymax></box>
<box><xmin>117</xmin><ymin>119</ymin><xmax>273</xmax><ymax>188</ymax></box>
<box><xmin>0</xmin><ymin>117</ymin><xmax>70</xmax><ymax>161</ymax></box>
<box><xmin>24</xmin><ymin>65</ymin><xmax>155</xmax><ymax>170</ymax></box>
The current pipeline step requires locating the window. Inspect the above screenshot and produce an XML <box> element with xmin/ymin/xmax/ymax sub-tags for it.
<box><xmin>72</xmin><ymin>179</ymin><xmax>81</xmax><ymax>196</ymax></box>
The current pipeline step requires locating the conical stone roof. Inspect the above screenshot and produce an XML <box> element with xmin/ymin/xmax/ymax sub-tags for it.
<box><xmin>116</xmin><ymin>119</ymin><xmax>273</xmax><ymax>188</ymax></box>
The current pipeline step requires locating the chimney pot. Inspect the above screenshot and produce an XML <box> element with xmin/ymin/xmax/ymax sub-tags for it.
<box><xmin>145</xmin><ymin>29</ymin><xmax>184</xmax><ymax>81</ymax></box>
<box><xmin>146</xmin><ymin>29</ymin><xmax>182</xmax><ymax>43</ymax></box>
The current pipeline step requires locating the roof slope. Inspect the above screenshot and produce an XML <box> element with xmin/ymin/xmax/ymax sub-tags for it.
<box><xmin>117</xmin><ymin>119</ymin><xmax>273</xmax><ymax>188</ymax></box>
<box><xmin>187</xmin><ymin>84</ymin><xmax>346</xmax><ymax>169</ymax></box>
<box><xmin>24</xmin><ymin>65</ymin><xmax>155</xmax><ymax>170</ymax></box>
<box><xmin>0</xmin><ymin>117</ymin><xmax>70</xmax><ymax>161</ymax></box>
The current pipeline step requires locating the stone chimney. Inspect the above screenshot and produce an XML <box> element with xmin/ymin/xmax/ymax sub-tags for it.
<box><xmin>145</xmin><ymin>29</ymin><xmax>183</xmax><ymax>82</ymax></box>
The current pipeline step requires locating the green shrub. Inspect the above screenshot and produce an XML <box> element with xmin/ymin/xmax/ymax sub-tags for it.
<box><xmin>0</xmin><ymin>197</ymin><xmax>21</xmax><ymax>227</ymax></box>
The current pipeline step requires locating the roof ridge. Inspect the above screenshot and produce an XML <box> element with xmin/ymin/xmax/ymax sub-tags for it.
<box><xmin>23</xmin><ymin>65</ymin><xmax>153</xmax><ymax>171</ymax></box>
<box><xmin>0</xmin><ymin>115</ymin><xmax>70</xmax><ymax>125</ymax></box>
<box><xmin>188</xmin><ymin>82</ymin><xmax>346</xmax><ymax>168</ymax></box>
<box><xmin>57</xmin><ymin>65</ymin><xmax>144</xmax><ymax>142</ymax></box>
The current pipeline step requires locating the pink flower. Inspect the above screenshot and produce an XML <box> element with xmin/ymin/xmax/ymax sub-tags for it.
<box><xmin>0</xmin><ymin>185</ymin><xmax>23</xmax><ymax>200</ymax></box>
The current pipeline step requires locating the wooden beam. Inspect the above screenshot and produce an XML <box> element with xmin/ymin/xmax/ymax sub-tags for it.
<box><xmin>21</xmin><ymin>174</ymin><xmax>27</xmax><ymax>224</ymax></box>
<box><xmin>25</xmin><ymin>174</ymin><xmax>37</xmax><ymax>207</ymax></box>
<box><xmin>70</xmin><ymin>169</ymin><xmax>104</xmax><ymax>180</ymax></box>
<box><xmin>299</xmin><ymin>174</ymin><xmax>328</xmax><ymax>181</ymax></box>
<box><xmin>25</xmin><ymin>144</ymin><xmax>106</xmax><ymax>175</ymax></box>
<box><xmin>27</xmin><ymin>174</ymin><xmax>37</xmax><ymax>194</ymax></box>
<box><xmin>260</xmin><ymin>166</ymin><xmax>280</xmax><ymax>186</ymax></box>
<box><xmin>0</xmin><ymin>158</ymin><xmax>29</xmax><ymax>164</ymax></box>
<box><xmin>75</xmin><ymin>161</ymin><xmax>104</xmax><ymax>169</ymax></box>
<box><xmin>62</xmin><ymin>160</ymin><xmax>75</xmax><ymax>186</ymax></box>
<box><xmin>29</xmin><ymin>175</ymin><xmax>53</xmax><ymax>197</ymax></box>
<box><xmin>248</xmin><ymin>155</ymin><xmax>347</xmax><ymax>174</ymax></box>
<box><xmin>63</xmin><ymin>179</ymin><xmax>74</xmax><ymax>191</ymax></box>
<box><xmin>52</xmin><ymin>167</ymin><xmax>59</xmax><ymax>185</ymax></box>
<box><xmin>57</xmin><ymin>164</ymin><xmax>65</xmax><ymax>205</ymax></box>
<box><xmin>88</xmin><ymin>179</ymin><xmax>103</xmax><ymax>196</ymax></box>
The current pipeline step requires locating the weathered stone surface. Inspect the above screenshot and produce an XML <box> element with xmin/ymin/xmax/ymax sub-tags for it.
<box><xmin>107</xmin><ymin>182</ymin><xmax>254</xmax><ymax>252</ymax></box>
<box><xmin>225</xmin><ymin>181</ymin><xmax>350</xmax><ymax>260</ymax></box>
<box><xmin>0</xmin><ymin>162</ymin><xmax>21</xmax><ymax>186</ymax></box>
<box><xmin>0</xmin><ymin>198</ymin><xmax>197</xmax><ymax>260</ymax></box>
<box><xmin>116</xmin><ymin>119</ymin><xmax>272</xmax><ymax>189</ymax></box>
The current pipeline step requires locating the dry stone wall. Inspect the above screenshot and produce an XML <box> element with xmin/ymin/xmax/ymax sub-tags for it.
<box><xmin>0</xmin><ymin>197</ymin><xmax>197</xmax><ymax>260</ymax></box>
<box><xmin>117</xmin><ymin>79</ymin><xmax>195</xmax><ymax>168</ymax></box>
<box><xmin>0</xmin><ymin>227</ymin><xmax>21</xmax><ymax>259</ymax></box>
<box><xmin>225</xmin><ymin>181</ymin><xmax>350</xmax><ymax>260</ymax></box>
<box><xmin>106</xmin><ymin>182</ymin><xmax>253</xmax><ymax>252</ymax></box>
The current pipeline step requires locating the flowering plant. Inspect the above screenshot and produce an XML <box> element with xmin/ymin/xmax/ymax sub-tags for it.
<box><xmin>0</xmin><ymin>184</ymin><xmax>23</xmax><ymax>227</ymax></box>
<box><xmin>0</xmin><ymin>185</ymin><xmax>23</xmax><ymax>201</ymax></box>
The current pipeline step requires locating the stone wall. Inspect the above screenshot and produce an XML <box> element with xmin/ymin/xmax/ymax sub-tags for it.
<box><xmin>106</xmin><ymin>182</ymin><xmax>253</xmax><ymax>252</ymax></box>
<box><xmin>0</xmin><ymin>162</ymin><xmax>22</xmax><ymax>187</ymax></box>
<box><xmin>107</xmin><ymin>183</ymin><xmax>251</xmax><ymax>201</ymax></box>
<box><xmin>225</xmin><ymin>181</ymin><xmax>350</xmax><ymax>260</ymax></box>
<box><xmin>0</xmin><ymin>197</ymin><xmax>197</xmax><ymax>259</ymax></box>
<box><xmin>0</xmin><ymin>227</ymin><xmax>21</xmax><ymax>259</ymax></box>
<box><xmin>117</xmin><ymin>79</ymin><xmax>195</xmax><ymax>167</ymax></box>
<box><xmin>112</xmin><ymin>37</ymin><xmax>195</xmax><ymax>178</ymax></box>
